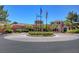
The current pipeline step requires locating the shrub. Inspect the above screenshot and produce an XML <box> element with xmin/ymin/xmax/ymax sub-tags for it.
<box><xmin>15</xmin><ymin>29</ymin><xmax>29</xmax><ymax>33</ymax></box>
<box><xmin>16</xmin><ymin>29</ymin><xmax>22</xmax><ymax>33</ymax></box>
<box><xmin>67</xmin><ymin>29</ymin><xmax>79</xmax><ymax>33</ymax></box>
<box><xmin>5</xmin><ymin>29</ymin><xmax>13</xmax><ymax>33</ymax></box>
<box><xmin>75</xmin><ymin>29</ymin><xmax>79</xmax><ymax>33</ymax></box>
<box><xmin>28</xmin><ymin>32</ymin><xmax>53</xmax><ymax>36</ymax></box>
<box><xmin>22</xmin><ymin>29</ymin><xmax>29</xmax><ymax>32</ymax></box>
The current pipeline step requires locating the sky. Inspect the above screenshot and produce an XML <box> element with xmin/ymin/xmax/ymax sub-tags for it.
<box><xmin>4</xmin><ymin>5</ymin><xmax>79</xmax><ymax>24</ymax></box>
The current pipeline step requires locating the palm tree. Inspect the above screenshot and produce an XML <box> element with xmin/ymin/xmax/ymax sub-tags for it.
<box><xmin>64</xmin><ymin>20</ymin><xmax>72</xmax><ymax>26</ymax></box>
<box><xmin>64</xmin><ymin>20</ymin><xmax>72</xmax><ymax>30</ymax></box>
<box><xmin>66</xmin><ymin>11</ymin><xmax>78</xmax><ymax>29</ymax></box>
<box><xmin>67</xmin><ymin>11</ymin><xmax>78</xmax><ymax>23</ymax></box>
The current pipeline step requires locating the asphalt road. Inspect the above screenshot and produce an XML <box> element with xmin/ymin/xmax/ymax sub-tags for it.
<box><xmin>0</xmin><ymin>34</ymin><xmax>79</xmax><ymax>53</ymax></box>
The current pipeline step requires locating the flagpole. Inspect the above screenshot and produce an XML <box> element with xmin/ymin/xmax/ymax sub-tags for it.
<box><xmin>46</xmin><ymin>11</ymin><xmax>48</xmax><ymax>31</ymax></box>
<box><xmin>36</xmin><ymin>15</ymin><xmax>37</xmax><ymax>31</ymax></box>
<box><xmin>40</xmin><ymin>13</ymin><xmax>41</xmax><ymax>31</ymax></box>
<box><xmin>40</xmin><ymin>8</ymin><xmax>42</xmax><ymax>31</ymax></box>
<box><xmin>46</xmin><ymin>17</ymin><xmax>47</xmax><ymax>31</ymax></box>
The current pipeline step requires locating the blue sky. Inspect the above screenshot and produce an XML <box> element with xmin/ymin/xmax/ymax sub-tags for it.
<box><xmin>4</xmin><ymin>5</ymin><xmax>79</xmax><ymax>24</ymax></box>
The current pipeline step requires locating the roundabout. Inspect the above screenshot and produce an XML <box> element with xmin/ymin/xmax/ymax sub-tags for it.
<box><xmin>4</xmin><ymin>33</ymin><xmax>79</xmax><ymax>42</ymax></box>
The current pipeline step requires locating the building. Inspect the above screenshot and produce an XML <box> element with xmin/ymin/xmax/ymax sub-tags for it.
<box><xmin>12</xmin><ymin>24</ymin><xmax>26</xmax><ymax>31</ymax></box>
<box><xmin>51</xmin><ymin>20</ymin><xmax>65</xmax><ymax>32</ymax></box>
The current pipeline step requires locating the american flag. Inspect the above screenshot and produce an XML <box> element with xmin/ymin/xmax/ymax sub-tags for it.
<box><xmin>46</xmin><ymin>11</ymin><xmax>48</xmax><ymax>19</ymax></box>
<box><xmin>40</xmin><ymin>8</ymin><xmax>42</xmax><ymax>16</ymax></box>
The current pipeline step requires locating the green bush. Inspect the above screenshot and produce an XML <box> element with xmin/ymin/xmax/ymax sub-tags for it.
<box><xmin>16</xmin><ymin>29</ymin><xmax>22</xmax><ymax>33</ymax></box>
<box><xmin>28</xmin><ymin>32</ymin><xmax>53</xmax><ymax>36</ymax></box>
<box><xmin>67</xmin><ymin>29</ymin><xmax>79</xmax><ymax>33</ymax></box>
<box><xmin>75</xmin><ymin>29</ymin><xmax>79</xmax><ymax>33</ymax></box>
<box><xmin>5</xmin><ymin>29</ymin><xmax>13</xmax><ymax>33</ymax></box>
<box><xmin>22</xmin><ymin>29</ymin><xmax>29</xmax><ymax>32</ymax></box>
<box><xmin>16</xmin><ymin>29</ymin><xmax>29</xmax><ymax>33</ymax></box>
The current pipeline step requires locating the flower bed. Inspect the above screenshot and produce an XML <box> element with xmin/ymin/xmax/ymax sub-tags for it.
<box><xmin>28</xmin><ymin>32</ymin><xmax>53</xmax><ymax>36</ymax></box>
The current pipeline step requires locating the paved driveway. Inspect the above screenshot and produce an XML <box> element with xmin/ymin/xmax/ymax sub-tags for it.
<box><xmin>0</xmin><ymin>33</ymin><xmax>79</xmax><ymax>53</ymax></box>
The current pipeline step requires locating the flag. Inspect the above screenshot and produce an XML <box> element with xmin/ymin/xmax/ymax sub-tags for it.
<box><xmin>36</xmin><ymin>15</ymin><xmax>37</xmax><ymax>20</ymax></box>
<box><xmin>46</xmin><ymin>11</ymin><xmax>48</xmax><ymax>19</ymax></box>
<box><xmin>40</xmin><ymin>8</ymin><xmax>42</xmax><ymax>15</ymax></box>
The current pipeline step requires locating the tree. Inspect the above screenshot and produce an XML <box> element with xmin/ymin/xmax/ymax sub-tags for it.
<box><xmin>35</xmin><ymin>20</ymin><xmax>43</xmax><ymax>24</ymax></box>
<box><xmin>12</xmin><ymin>21</ymin><xmax>18</xmax><ymax>24</ymax></box>
<box><xmin>50</xmin><ymin>21</ymin><xmax>54</xmax><ymax>25</ymax></box>
<box><xmin>26</xmin><ymin>24</ymin><xmax>33</xmax><ymax>31</ymax></box>
<box><xmin>67</xmin><ymin>11</ymin><xmax>78</xmax><ymax>24</ymax></box>
<box><xmin>35</xmin><ymin>20</ymin><xmax>43</xmax><ymax>31</ymax></box>
<box><xmin>52</xmin><ymin>24</ymin><xmax>58</xmax><ymax>29</ymax></box>
<box><xmin>0</xmin><ymin>6</ymin><xmax>8</xmax><ymax>23</ymax></box>
<box><xmin>42</xmin><ymin>25</ymin><xmax>52</xmax><ymax>31</ymax></box>
<box><xmin>66</xmin><ymin>11</ymin><xmax>79</xmax><ymax>29</ymax></box>
<box><xmin>64</xmin><ymin>20</ymin><xmax>72</xmax><ymax>26</ymax></box>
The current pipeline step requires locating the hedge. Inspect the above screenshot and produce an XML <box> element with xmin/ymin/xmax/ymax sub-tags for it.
<box><xmin>28</xmin><ymin>32</ymin><xmax>53</xmax><ymax>36</ymax></box>
<box><xmin>67</xmin><ymin>29</ymin><xmax>79</xmax><ymax>33</ymax></box>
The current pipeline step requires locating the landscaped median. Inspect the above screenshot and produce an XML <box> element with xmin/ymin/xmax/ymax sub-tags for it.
<box><xmin>28</xmin><ymin>32</ymin><xmax>53</xmax><ymax>36</ymax></box>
